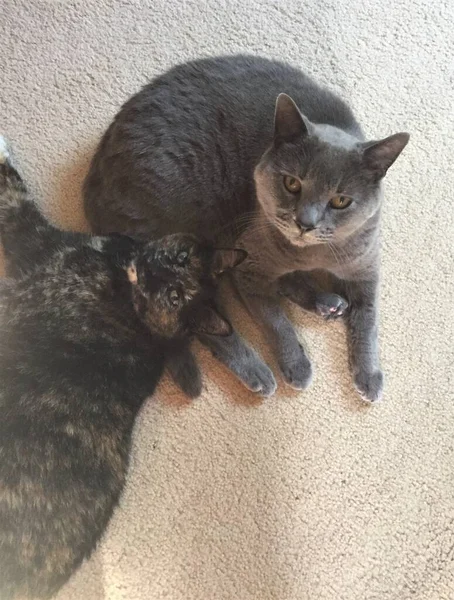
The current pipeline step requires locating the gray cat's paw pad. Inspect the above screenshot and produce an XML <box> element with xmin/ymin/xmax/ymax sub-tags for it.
<box><xmin>316</xmin><ymin>293</ymin><xmax>348</xmax><ymax>319</ymax></box>
<box><xmin>280</xmin><ymin>345</ymin><xmax>313</xmax><ymax>390</ymax></box>
<box><xmin>354</xmin><ymin>369</ymin><xmax>384</xmax><ymax>403</ymax></box>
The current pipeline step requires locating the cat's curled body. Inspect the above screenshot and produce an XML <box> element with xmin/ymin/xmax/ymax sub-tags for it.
<box><xmin>0</xmin><ymin>140</ymin><xmax>244</xmax><ymax>600</ymax></box>
<box><xmin>84</xmin><ymin>55</ymin><xmax>409</xmax><ymax>402</ymax></box>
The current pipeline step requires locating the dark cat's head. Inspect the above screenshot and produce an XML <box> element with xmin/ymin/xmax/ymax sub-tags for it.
<box><xmin>254</xmin><ymin>93</ymin><xmax>409</xmax><ymax>246</ymax></box>
<box><xmin>126</xmin><ymin>233</ymin><xmax>246</xmax><ymax>338</ymax></box>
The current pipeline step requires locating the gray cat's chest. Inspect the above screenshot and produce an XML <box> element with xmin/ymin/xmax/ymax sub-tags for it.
<box><xmin>239</xmin><ymin>230</ymin><xmax>376</xmax><ymax>285</ymax></box>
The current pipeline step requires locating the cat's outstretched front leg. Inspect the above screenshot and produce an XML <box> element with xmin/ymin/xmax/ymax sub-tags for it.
<box><xmin>242</xmin><ymin>293</ymin><xmax>314</xmax><ymax>391</ymax></box>
<box><xmin>221</xmin><ymin>270</ymin><xmax>313</xmax><ymax>392</ymax></box>
<box><xmin>344</xmin><ymin>277</ymin><xmax>383</xmax><ymax>403</ymax></box>
<box><xmin>197</xmin><ymin>285</ymin><xmax>277</xmax><ymax>396</ymax></box>
<box><xmin>199</xmin><ymin>326</ymin><xmax>278</xmax><ymax>397</ymax></box>
<box><xmin>0</xmin><ymin>137</ymin><xmax>69</xmax><ymax>278</ymax></box>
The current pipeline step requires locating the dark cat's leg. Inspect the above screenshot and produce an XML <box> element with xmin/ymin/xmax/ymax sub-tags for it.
<box><xmin>278</xmin><ymin>271</ymin><xmax>349</xmax><ymax>319</ymax></box>
<box><xmin>243</xmin><ymin>293</ymin><xmax>313</xmax><ymax>390</ymax></box>
<box><xmin>0</xmin><ymin>138</ymin><xmax>68</xmax><ymax>277</ymax></box>
<box><xmin>167</xmin><ymin>347</ymin><xmax>203</xmax><ymax>399</ymax></box>
<box><xmin>343</xmin><ymin>277</ymin><xmax>383</xmax><ymax>403</ymax></box>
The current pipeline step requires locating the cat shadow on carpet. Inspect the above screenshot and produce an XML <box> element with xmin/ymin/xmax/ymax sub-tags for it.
<box><xmin>51</xmin><ymin>140</ymin><xmax>97</xmax><ymax>232</ymax></box>
<box><xmin>54</xmin><ymin>553</ymin><xmax>106</xmax><ymax>600</ymax></box>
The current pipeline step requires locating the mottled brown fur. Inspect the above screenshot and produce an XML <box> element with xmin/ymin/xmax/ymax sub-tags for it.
<box><xmin>0</xmin><ymin>143</ymin><xmax>245</xmax><ymax>599</ymax></box>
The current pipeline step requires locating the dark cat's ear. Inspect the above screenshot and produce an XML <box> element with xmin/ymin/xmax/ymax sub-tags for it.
<box><xmin>361</xmin><ymin>132</ymin><xmax>410</xmax><ymax>178</ymax></box>
<box><xmin>213</xmin><ymin>249</ymin><xmax>247</xmax><ymax>274</ymax></box>
<box><xmin>274</xmin><ymin>93</ymin><xmax>310</xmax><ymax>143</ymax></box>
<box><xmin>189</xmin><ymin>305</ymin><xmax>232</xmax><ymax>337</ymax></box>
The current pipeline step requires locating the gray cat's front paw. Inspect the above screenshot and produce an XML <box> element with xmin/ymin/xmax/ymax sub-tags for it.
<box><xmin>354</xmin><ymin>369</ymin><xmax>383</xmax><ymax>403</ymax></box>
<box><xmin>279</xmin><ymin>344</ymin><xmax>313</xmax><ymax>390</ymax></box>
<box><xmin>316</xmin><ymin>293</ymin><xmax>348</xmax><ymax>320</ymax></box>
<box><xmin>240</xmin><ymin>360</ymin><xmax>277</xmax><ymax>397</ymax></box>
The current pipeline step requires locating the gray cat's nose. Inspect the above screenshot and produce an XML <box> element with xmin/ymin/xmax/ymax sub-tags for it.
<box><xmin>295</xmin><ymin>205</ymin><xmax>320</xmax><ymax>232</ymax></box>
<box><xmin>295</xmin><ymin>218</ymin><xmax>316</xmax><ymax>233</ymax></box>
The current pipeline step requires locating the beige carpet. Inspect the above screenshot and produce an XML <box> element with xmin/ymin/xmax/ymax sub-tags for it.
<box><xmin>1</xmin><ymin>1</ymin><xmax>454</xmax><ymax>598</ymax></box>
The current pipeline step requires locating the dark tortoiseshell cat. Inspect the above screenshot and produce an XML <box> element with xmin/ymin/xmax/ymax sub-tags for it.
<box><xmin>0</xmin><ymin>138</ymin><xmax>245</xmax><ymax>600</ymax></box>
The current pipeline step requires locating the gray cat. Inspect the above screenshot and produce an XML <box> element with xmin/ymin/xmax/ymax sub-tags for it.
<box><xmin>84</xmin><ymin>55</ymin><xmax>409</xmax><ymax>402</ymax></box>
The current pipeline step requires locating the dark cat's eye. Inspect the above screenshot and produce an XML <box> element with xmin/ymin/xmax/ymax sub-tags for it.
<box><xmin>283</xmin><ymin>176</ymin><xmax>301</xmax><ymax>193</ymax></box>
<box><xmin>176</xmin><ymin>251</ymin><xmax>189</xmax><ymax>265</ymax></box>
<box><xmin>330</xmin><ymin>195</ymin><xmax>352</xmax><ymax>209</ymax></box>
<box><xmin>169</xmin><ymin>289</ymin><xmax>180</xmax><ymax>306</ymax></box>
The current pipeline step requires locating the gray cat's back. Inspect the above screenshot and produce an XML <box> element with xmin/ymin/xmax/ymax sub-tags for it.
<box><xmin>84</xmin><ymin>55</ymin><xmax>359</xmax><ymax>240</ymax></box>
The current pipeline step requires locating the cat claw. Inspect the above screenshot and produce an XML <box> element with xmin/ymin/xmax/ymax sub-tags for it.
<box><xmin>316</xmin><ymin>293</ymin><xmax>348</xmax><ymax>320</ymax></box>
<box><xmin>354</xmin><ymin>369</ymin><xmax>384</xmax><ymax>403</ymax></box>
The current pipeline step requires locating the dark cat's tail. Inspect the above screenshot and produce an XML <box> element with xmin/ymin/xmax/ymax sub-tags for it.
<box><xmin>0</xmin><ymin>136</ymin><xmax>62</xmax><ymax>277</ymax></box>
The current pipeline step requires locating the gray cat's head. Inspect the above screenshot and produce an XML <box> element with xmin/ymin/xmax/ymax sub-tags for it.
<box><xmin>254</xmin><ymin>94</ymin><xmax>409</xmax><ymax>246</ymax></box>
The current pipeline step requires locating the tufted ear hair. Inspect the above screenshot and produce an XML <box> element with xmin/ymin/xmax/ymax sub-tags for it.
<box><xmin>274</xmin><ymin>93</ymin><xmax>311</xmax><ymax>143</ymax></box>
<box><xmin>361</xmin><ymin>132</ymin><xmax>410</xmax><ymax>179</ymax></box>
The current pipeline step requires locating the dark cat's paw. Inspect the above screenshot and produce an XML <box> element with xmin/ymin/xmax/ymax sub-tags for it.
<box><xmin>167</xmin><ymin>349</ymin><xmax>203</xmax><ymax>399</ymax></box>
<box><xmin>279</xmin><ymin>344</ymin><xmax>313</xmax><ymax>390</ymax></box>
<box><xmin>178</xmin><ymin>371</ymin><xmax>203</xmax><ymax>399</ymax></box>
<box><xmin>315</xmin><ymin>293</ymin><xmax>348</xmax><ymax>320</ymax></box>
<box><xmin>354</xmin><ymin>368</ymin><xmax>384</xmax><ymax>403</ymax></box>
<box><xmin>241</xmin><ymin>360</ymin><xmax>277</xmax><ymax>397</ymax></box>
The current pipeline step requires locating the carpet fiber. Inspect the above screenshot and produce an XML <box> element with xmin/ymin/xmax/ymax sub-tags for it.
<box><xmin>1</xmin><ymin>1</ymin><xmax>453</xmax><ymax>598</ymax></box>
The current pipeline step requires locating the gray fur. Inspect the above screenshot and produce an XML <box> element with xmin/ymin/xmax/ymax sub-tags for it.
<box><xmin>84</xmin><ymin>55</ymin><xmax>409</xmax><ymax>402</ymax></box>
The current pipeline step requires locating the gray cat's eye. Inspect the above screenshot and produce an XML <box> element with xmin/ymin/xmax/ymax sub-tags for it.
<box><xmin>169</xmin><ymin>289</ymin><xmax>180</xmax><ymax>306</ymax></box>
<box><xmin>330</xmin><ymin>195</ymin><xmax>352</xmax><ymax>209</ymax></box>
<box><xmin>283</xmin><ymin>175</ymin><xmax>301</xmax><ymax>193</ymax></box>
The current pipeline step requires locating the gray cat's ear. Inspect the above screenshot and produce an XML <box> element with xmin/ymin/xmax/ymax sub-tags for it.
<box><xmin>212</xmin><ymin>249</ymin><xmax>247</xmax><ymax>274</ymax></box>
<box><xmin>189</xmin><ymin>305</ymin><xmax>232</xmax><ymax>337</ymax></box>
<box><xmin>274</xmin><ymin>93</ymin><xmax>310</xmax><ymax>142</ymax></box>
<box><xmin>361</xmin><ymin>132</ymin><xmax>410</xmax><ymax>177</ymax></box>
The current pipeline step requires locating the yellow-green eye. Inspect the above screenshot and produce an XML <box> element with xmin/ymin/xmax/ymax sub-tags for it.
<box><xmin>176</xmin><ymin>251</ymin><xmax>189</xmax><ymax>265</ymax></box>
<box><xmin>283</xmin><ymin>176</ymin><xmax>301</xmax><ymax>193</ymax></box>
<box><xmin>169</xmin><ymin>289</ymin><xmax>180</xmax><ymax>306</ymax></box>
<box><xmin>330</xmin><ymin>195</ymin><xmax>352</xmax><ymax>209</ymax></box>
